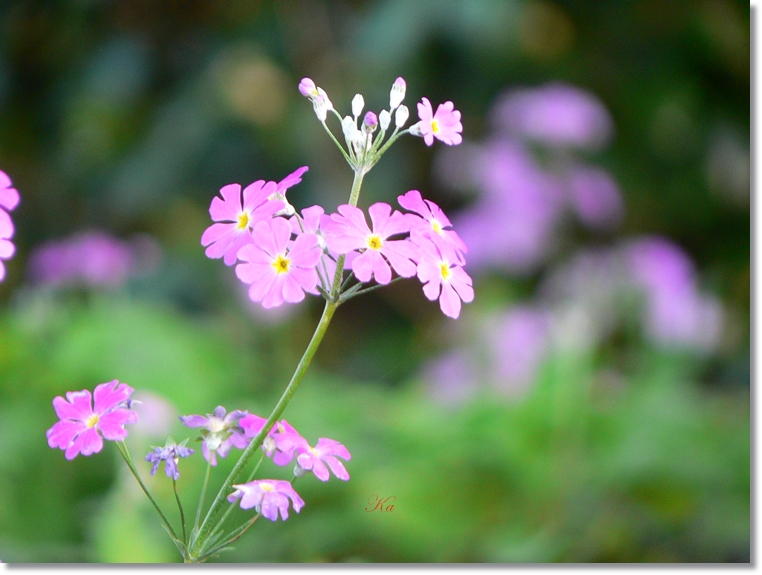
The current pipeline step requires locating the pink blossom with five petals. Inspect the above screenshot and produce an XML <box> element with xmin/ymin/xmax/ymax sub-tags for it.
<box><xmin>414</xmin><ymin>236</ymin><xmax>474</xmax><ymax>319</ymax></box>
<box><xmin>416</xmin><ymin>97</ymin><xmax>463</xmax><ymax>146</ymax></box>
<box><xmin>398</xmin><ymin>190</ymin><xmax>467</xmax><ymax>264</ymax></box>
<box><xmin>228</xmin><ymin>479</ymin><xmax>305</xmax><ymax>521</ymax></box>
<box><xmin>295</xmin><ymin>437</ymin><xmax>351</xmax><ymax>481</ymax></box>
<box><xmin>46</xmin><ymin>380</ymin><xmax>138</xmax><ymax>460</ymax></box>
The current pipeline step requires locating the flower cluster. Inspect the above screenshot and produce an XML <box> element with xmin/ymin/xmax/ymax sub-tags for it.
<box><xmin>46</xmin><ymin>380</ymin><xmax>139</xmax><ymax>460</ymax></box>
<box><xmin>0</xmin><ymin>170</ymin><xmax>20</xmax><ymax>282</ymax></box>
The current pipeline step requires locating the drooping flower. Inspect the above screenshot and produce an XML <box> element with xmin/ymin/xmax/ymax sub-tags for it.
<box><xmin>323</xmin><ymin>203</ymin><xmax>417</xmax><ymax>285</ymax></box>
<box><xmin>179</xmin><ymin>406</ymin><xmax>249</xmax><ymax>466</ymax></box>
<box><xmin>398</xmin><ymin>190</ymin><xmax>467</xmax><ymax>264</ymax></box>
<box><xmin>413</xmin><ymin>236</ymin><xmax>474</xmax><ymax>319</ymax></box>
<box><xmin>0</xmin><ymin>170</ymin><xmax>20</xmax><ymax>282</ymax></box>
<box><xmin>236</xmin><ymin>217</ymin><xmax>322</xmax><ymax>308</ymax></box>
<box><xmin>145</xmin><ymin>439</ymin><xmax>195</xmax><ymax>480</ymax></box>
<box><xmin>47</xmin><ymin>380</ymin><xmax>138</xmax><ymax>460</ymax></box>
<box><xmin>295</xmin><ymin>438</ymin><xmax>351</xmax><ymax>481</ymax></box>
<box><xmin>201</xmin><ymin>180</ymin><xmax>284</xmax><ymax>266</ymax></box>
<box><xmin>228</xmin><ymin>479</ymin><xmax>305</xmax><ymax>521</ymax></box>
<box><xmin>415</xmin><ymin>98</ymin><xmax>462</xmax><ymax>146</ymax></box>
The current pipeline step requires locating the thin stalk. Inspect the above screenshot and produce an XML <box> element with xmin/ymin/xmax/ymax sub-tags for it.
<box><xmin>373</xmin><ymin>127</ymin><xmax>409</xmax><ymax>162</ymax></box>
<box><xmin>339</xmin><ymin>276</ymin><xmax>404</xmax><ymax>303</ymax></box>
<box><xmin>116</xmin><ymin>441</ymin><xmax>179</xmax><ymax>542</ymax></box>
<box><xmin>321</xmin><ymin>121</ymin><xmax>354</xmax><ymax>167</ymax></box>
<box><xmin>173</xmin><ymin>478</ymin><xmax>187</xmax><ymax>544</ymax></box>
<box><xmin>193</xmin><ymin>461</ymin><xmax>212</xmax><ymax>536</ymax></box>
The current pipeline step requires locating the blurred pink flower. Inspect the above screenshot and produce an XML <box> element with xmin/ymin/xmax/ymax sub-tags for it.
<box><xmin>28</xmin><ymin>230</ymin><xmax>152</xmax><ymax>289</ymax></box>
<box><xmin>295</xmin><ymin>438</ymin><xmax>351</xmax><ymax>481</ymax></box>
<box><xmin>416</xmin><ymin>98</ymin><xmax>463</xmax><ymax>146</ymax></box>
<box><xmin>228</xmin><ymin>479</ymin><xmax>304</xmax><ymax>521</ymax></box>
<box><xmin>492</xmin><ymin>83</ymin><xmax>613</xmax><ymax>150</ymax></box>
<box><xmin>47</xmin><ymin>380</ymin><xmax>138</xmax><ymax>460</ymax></box>
<box><xmin>0</xmin><ymin>170</ymin><xmax>20</xmax><ymax>282</ymax></box>
<box><xmin>567</xmin><ymin>164</ymin><xmax>624</xmax><ymax>230</ymax></box>
<box><xmin>235</xmin><ymin>217</ymin><xmax>321</xmax><ymax>308</ymax></box>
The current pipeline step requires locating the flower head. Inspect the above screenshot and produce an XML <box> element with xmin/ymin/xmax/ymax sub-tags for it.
<box><xmin>179</xmin><ymin>406</ymin><xmax>249</xmax><ymax>466</ymax></box>
<box><xmin>398</xmin><ymin>190</ymin><xmax>467</xmax><ymax>264</ymax></box>
<box><xmin>201</xmin><ymin>180</ymin><xmax>284</xmax><ymax>266</ymax></box>
<box><xmin>228</xmin><ymin>479</ymin><xmax>304</xmax><ymax>521</ymax></box>
<box><xmin>295</xmin><ymin>438</ymin><xmax>351</xmax><ymax>481</ymax></box>
<box><xmin>413</xmin><ymin>236</ymin><xmax>474</xmax><ymax>319</ymax></box>
<box><xmin>47</xmin><ymin>380</ymin><xmax>138</xmax><ymax>460</ymax></box>
<box><xmin>0</xmin><ymin>170</ymin><xmax>20</xmax><ymax>283</ymax></box>
<box><xmin>323</xmin><ymin>203</ymin><xmax>417</xmax><ymax>285</ymax></box>
<box><xmin>416</xmin><ymin>98</ymin><xmax>462</xmax><ymax>146</ymax></box>
<box><xmin>236</xmin><ymin>217</ymin><xmax>322</xmax><ymax>308</ymax></box>
<box><xmin>145</xmin><ymin>439</ymin><xmax>194</xmax><ymax>480</ymax></box>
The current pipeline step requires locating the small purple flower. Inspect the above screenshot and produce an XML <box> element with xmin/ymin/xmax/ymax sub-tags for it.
<box><xmin>145</xmin><ymin>439</ymin><xmax>194</xmax><ymax>480</ymax></box>
<box><xmin>363</xmin><ymin>111</ymin><xmax>378</xmax><ymax>133</ymax></box>
<box><xmin>298</xmin><ymin>78</ymin><xmax>318</xmax><ymax>98</ymax></box>
<box><xmin>47</xmin><ymin>380</ymin><xmax>138</xmax><ymax>460</ymax></box>
<box><xmin>491</xmin><ymin>83</ymin><xmax>613</xmax><ymax>151</ymax></box>
<box><xmin>0</xmin><ymin>170</ymin><xmax>20</xmax><ymax>282</ymax></box>
<box><xmin>228</xmin><ymin>479</ymin><xmax>305</xmax><ymax>521</ymax></box>
<box><xmin>179</xmin><ymin>406</ymin><xmax>248</xmax><ymax>466</ymax></box>
<box><xmin>201</xmin><ymin>180</ymin><xmax>284</xmax><ymax>266</ymax></box>
<box><xmin>295</xmin><ymin>438</ymin><xmax>351</xmax><ymax>481</ymax></box>
<box><xmin>415</xmin><ymin>97</ymin><xmax>463</xmax><ymax>146</ymax></box>
<box><xmin>323</xmin><ymin>203</ymin><xmax>417</xmax><ymax>285</ymax></box>
<box><xmin>235</xmin><ymin>217</ymin><xmax>322</xmax><ymax>308</ymax></box>
<box><xmin>413</xmin><ymin>236</ymin><xmax>474</xmax><ymax>319</ymax></box>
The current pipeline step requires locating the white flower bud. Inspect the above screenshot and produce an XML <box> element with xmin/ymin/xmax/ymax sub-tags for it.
<box><xmin>379</xmin><ymin>110</ymin><xmax>391</xmax><ymax>131</ymax></box>
<box><xmin>352</xmin><ymin>94</ymin><xmax>365</xmax><ymax>118</ymax></box>
<box><xmin>390</xmin><ymin>77</ymin><xmax>406</xmax><ymax>110</ymax></box>
<box><xmin>395</xmin><ymin>104</ymin><xmax>409</xmax><ymax>128</ymax></box>
<box><xmin>408</xmin><ymin>121</ymin><xmax>423</xmax><ymax>137</ymax></box>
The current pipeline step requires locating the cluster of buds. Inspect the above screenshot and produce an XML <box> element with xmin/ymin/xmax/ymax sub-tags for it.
<box><xmin>298</xmin><ymin>76</ymin><xmax>461</xmax><ymax>172</ymax></box>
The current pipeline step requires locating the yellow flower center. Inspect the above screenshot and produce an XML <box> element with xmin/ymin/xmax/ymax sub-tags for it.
<box><xmin>85</xmin><ymin>414</ymin><xmax>99</xmax><ymax>428</ymax></box>
<box><xmin>366</xmin><ymin>235</ymin><xmax>383</xmax><ymax>251</ymax></box>
<box><xmin>272</xmin><ymin>255</ymin><xmax>291</xmax><ymax>274</ymax></box>
<box><xmin>236</xmin><ymin>212</ymin><xmax>250</xmax><ymax>230</ymax></box>
<box><xmin>439</xmin><ymin>263</ymin><xmax>451</xmax><ymax>281</ymax></box>
<box><xmin>260</xmin><ymin>482</ymin><xmax>275</xmax><ymax>492</ymax></box>
<box><xmin>430</xmin><ymin>119</ymin><xmax>440</xmax><ymax>134</ymax></box>
<box><xmin>431</xmin><ymin>220</ymin><xmax>443</xmax><ymax>235</ymax></box>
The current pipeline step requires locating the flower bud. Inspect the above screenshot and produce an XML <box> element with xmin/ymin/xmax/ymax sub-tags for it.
<box><xmin>298</xmin><ymin>78</ymin><xmax>317</xmax><ymax>98</ymax></box>
<box><xmin>312</xmin><ymin>89</ymin><xmax>333</xmax><ymax>122</ymax></box>
<box><xmin>294</xmin><ymin>462</ymin><xmax>308</xmax><ymax>478</ymax></box>
<box><xmin>352</xmin><ymin>94</ymin><xmax>365</xmax><ymax>118</ymax></box>
<box><xmin>342</xmin><ymin>115</ymin><xmax>359</xmax><ymax>143</ymax></box>
<box><xmin>390</xmin><ymin>77</ymin><xmax>406</xmax><ymax>110</ymax></box>
<box><xmin>379</xmin><ymin>110</ymin><xmax>391</xmax><ymax>131</ymax></box>
<box><xmin>395</xmin><ymin>104</ymin><xmax>409</xmax><ymax>128</ymax></box>
<box><xmin>362</xmin><ymin>111</ymin><xmax>378</xmax><ymax>133</ymax></box>
<box><xmin>408</xmin><ymin>121</ymin><xmax>423</xmax><ymax>137</ymax></box>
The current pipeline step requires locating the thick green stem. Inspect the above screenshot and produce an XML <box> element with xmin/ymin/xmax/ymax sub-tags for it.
<box><xmin>188</xmin><ymin>299</ymin><xmax>338</xmax><ymax>560</ymax></box>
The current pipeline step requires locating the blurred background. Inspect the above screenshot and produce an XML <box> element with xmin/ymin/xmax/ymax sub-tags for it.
<box><xmin>0</xmin><ymin>0</ymin><xmax>750</xmax><ymax>563</ymax></box>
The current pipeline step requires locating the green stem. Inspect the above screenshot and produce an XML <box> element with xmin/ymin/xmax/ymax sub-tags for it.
<box><xmin>188</xmin><ymin>300</ymin><xmax>339</xmax><ymax>560</ymax></box>
<box><xmin>193</xmin><ymin>461</ymin><xmax>212</xmax><ymax>536</ymax></box>
<box><xmin>173</xmin><ymin>478</ymin><xmax>187</xmax><ymax>544</ymax></box>
<box><xmin>116</xmin><ymin>441</ymin><xmax>179</xmax><ymax>542</ymax></box>
<box><xmin>322</xmin><ymin>121</ymin><xmax>354</xmax><ymax>167</ymax></box>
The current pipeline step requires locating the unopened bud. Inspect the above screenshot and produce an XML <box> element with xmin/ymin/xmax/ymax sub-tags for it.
<box><xmin>379</xmin><ymin>110</ymin><xmax>391</xmax><ymax>131</ymax></box>
<box><xmin>390</xmin><ymin>77</ymin><xmax>406</xmax><ymax>110</ymax></box>
<box><xmin>395</xmin><ymin>104</ymin><xmax>409</xmax><ymax>128</ymax></box>
<box><xmin>408</xmin><ymin>121</ymin><xmax>423</xmax><ymax>137</ymax></box>
<box><xmin>298</xmin><ymin>78</ymin><xmax>317</xmax><ymax>98</ymax></box>
<box><xmin>294</xmin><ymin>463</ymin><xmax>308</xmax><ymax>478</ymax></box>
<box><xmin>352</xmin><ymin>94</ymin><xmax>365</xmax><ymax>118</ymax></box>
<box><xmin>362</xmin><ymin>111</ymin><xmax>378</xmax><ymax>133</ymax></box>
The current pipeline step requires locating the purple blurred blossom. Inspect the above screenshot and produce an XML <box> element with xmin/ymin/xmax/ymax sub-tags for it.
<box><xmin>625</xmin><ymin>237</ymin><xmax>723</xmax><ymax>350</ymax></box>
<box><xmin>488</xmin><ymin>306</ymin><xmax>551</xmax><ymax>395</ymax></box>
<box><xmin>566</xmin><ymin>164</ymin><xmax>624</xmax><ymax>230</ymax></box>
<box><xmin>422</xmin><ymin>350</ymin><xmax>479</xmax><ymax>405</ymax></box>
<box><xmin>491</xmin><ymin>83</ymin><xmax>614</xmax><ymax>151</ymax></box>
<box><xmin>129</xmin><ymin>391</ymin><xmax>177</xmax><ymax>440</ymax></box>
<box><xmin>28</xmin><ymin>230</ymin><xmax>156</xmax><ymax>289</ymax></box>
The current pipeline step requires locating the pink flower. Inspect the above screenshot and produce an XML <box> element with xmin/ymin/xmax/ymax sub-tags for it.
<box><xmin>235</xmin><ymin>217</ymin><xmax>322</xmax><ymax>308</ymax></box>
<box><xmin>180</xmin><ymin>406</ymin><xmax>249</xmax><ymax>466</ymax></box>
<box><xmin>295</xmin><ymin>438</ymin><xmax>351</xmax><ymax>481</ymax></box>
<box><xmin>241</xmin><ymin>415</ymin><xmax>308</xmax><ymax>467</ymax></box>
<box><xmin>273</xmin><ymin>166</ymin><xmax>308</xmax><ymax>198</ymax></box>
<box><xmin>201</xmin><ymin>180</ymin><xmax>284</xmax><ymax>266</ymax></box>
<box><xmin>290</xmin><ymin>205</ymin><xmax>337</xmax><ymax>288</ymax></box>
<box><xmin>323</xmin><ymin>203</ymin><xmax>417</xmax><ymax>285</ymax></box>
<box><xmin>228</xmin><ymin>479</ymin><xmax>305</xmax><ymax>521</ymax></box>
<box><xmin>0</xmin><ymin>170</ymin><xmax>20</xmax><ymax>283</ymax></box>
<box><xmin>46</xmin><ymin>380</ymin><xmax>138</xmax><ymax>460</ymax></box>
<box><xmin>398</xmin><ymin>190</ymin><xmax>467</xmax><ymax>264</ymax></box>
<box><xmin>414</xmin><ymin>237</ymin><xmax>474</xmax><ymax>319</ymax></box>
<box><xmin>416</xmin><ymin>98</ymin><xmax>462</xmax><ymax>146</ymax></box>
